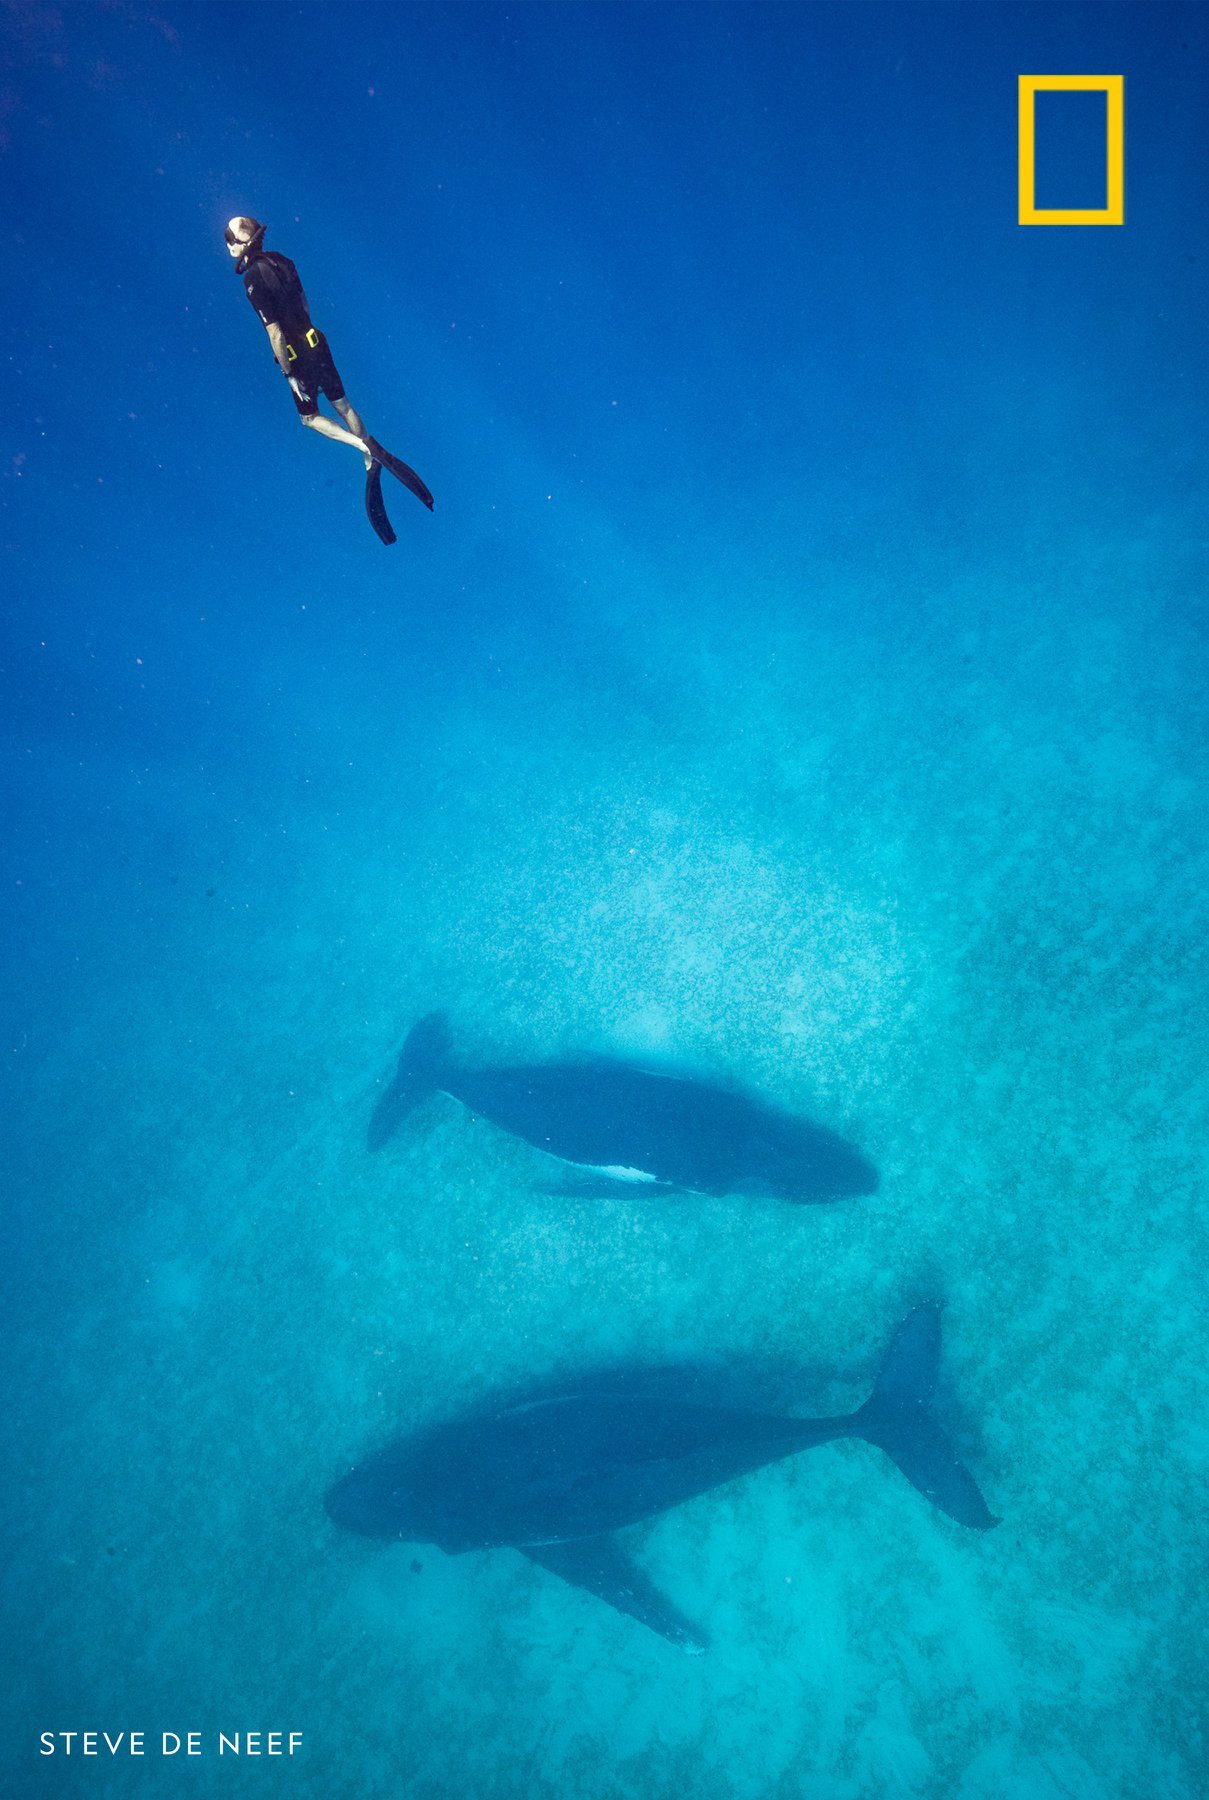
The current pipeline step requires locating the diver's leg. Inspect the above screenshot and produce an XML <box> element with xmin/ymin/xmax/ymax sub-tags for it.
<box><xmin>300</xmin><ymin>412</ymin><xmax>373</xmax><ymax>464</ymax></box>
<box><xmin>333</xmin><ymin>395</ymin><xmax>368</xmax><ymax>443</ymax></box>
<box><xmin>332</xmin><ymin>397</ymin><xmax>373</xmax><ymax>471</ymax></box>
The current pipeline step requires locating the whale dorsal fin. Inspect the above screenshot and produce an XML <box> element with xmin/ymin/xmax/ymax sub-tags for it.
<box><xmin>520</xmin><ymin>1537</ymin><xmax>707</xmax><ymax>1654</ymax></box>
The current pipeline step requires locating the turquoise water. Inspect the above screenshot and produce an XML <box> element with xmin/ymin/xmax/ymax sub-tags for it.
<box><xmin>4</xmin><ymin>3</ymin><xmax>1207</xmax><ymax>1796</ymax></box>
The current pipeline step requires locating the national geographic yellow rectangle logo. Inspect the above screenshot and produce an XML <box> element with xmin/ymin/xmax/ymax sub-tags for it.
<box><xmin>1018</xmin><ymin>75</ymin><xmax>1125</xmax><ymax>225</ymax></box>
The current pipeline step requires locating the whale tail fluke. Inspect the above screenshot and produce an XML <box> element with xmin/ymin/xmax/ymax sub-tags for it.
<box><xmin>853</xmin><ymin>1303</ymin><xmax>998</xmax><ymax>1529</ymax></box>
<box><xmin>367</xmin><ymin>1013</ymin><xmax>453</xmax><ymax>1151</ymax></box>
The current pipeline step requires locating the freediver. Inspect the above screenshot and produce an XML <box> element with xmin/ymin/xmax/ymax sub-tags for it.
<box><xmin>224</xmin><ymin>216</ymin><xmax>433</xmax><ymax>544</ymax></box>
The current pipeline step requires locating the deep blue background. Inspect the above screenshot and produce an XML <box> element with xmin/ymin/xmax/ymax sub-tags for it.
<box><xmin>1032</xmin><ymin>88</ymin><xmax>1110</xmax><ymax>211</ymax></box>
<box><xmin>4</xmin><ymin>2</ymin><xmax>1206</xmax><ymax>806</ymax></box>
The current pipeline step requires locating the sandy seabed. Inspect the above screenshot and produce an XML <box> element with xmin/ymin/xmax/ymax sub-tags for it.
<box><xmin>5</xmin><ymin>492</ymin><xmax>1205</xmax><ymax>1800</ymax></box>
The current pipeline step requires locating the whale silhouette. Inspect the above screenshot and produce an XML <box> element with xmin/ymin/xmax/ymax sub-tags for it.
<box><xmin>366</xmin><ymin>1014</ymin><xmax>877</xmax><ymax>1203</ymax></box>
<box><xmin>326</xmin><ymin>1303</ymin><xmax>996</xmax><ymax>1651</ymax></box>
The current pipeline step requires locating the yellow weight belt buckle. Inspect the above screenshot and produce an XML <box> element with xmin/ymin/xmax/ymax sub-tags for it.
<box><xmin>304</xmin><ymin>326</ymin><xmax>319</xmax><ymax>349</ymax></box>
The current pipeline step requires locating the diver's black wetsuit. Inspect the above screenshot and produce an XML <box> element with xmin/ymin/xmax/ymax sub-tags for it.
<box><xmin>241</xmin><ymin>249</ymin><xmax>345</xmax><ymax>416</ymax></box>
<box><xmin>233</xmin><ymin>236</ymin><xmax>434</xmax><ymax>534</ymax></box>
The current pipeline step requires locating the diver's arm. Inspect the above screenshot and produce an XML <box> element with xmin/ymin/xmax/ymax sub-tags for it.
<box><xmin>265</xmin><ymin>321</ymin><xmax>293</xmax><ymax>374</ymax></box>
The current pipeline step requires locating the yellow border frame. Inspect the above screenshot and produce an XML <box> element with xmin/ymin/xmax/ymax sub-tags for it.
<box><xmin>1018</xmin><ymin>75</ymin><xmax>1125</xmax><ymax>225</ymax></box>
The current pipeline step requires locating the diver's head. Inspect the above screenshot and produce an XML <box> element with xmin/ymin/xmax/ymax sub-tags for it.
<box><xmin>224</xmin><ymin>216</ymin><xmax>266</xmax><ymax>264</ymax></box>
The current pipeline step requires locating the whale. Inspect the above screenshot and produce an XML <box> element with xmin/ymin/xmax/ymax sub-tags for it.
<box><xmin>325</xmin><ymin>1303</ymin><xmax>996</xmax><ymax>1651</ymax></box>
<box><xmin>366</xmin><ymin>1014</ymin><xmax>877</xmax><ymax>1202</ymax></box>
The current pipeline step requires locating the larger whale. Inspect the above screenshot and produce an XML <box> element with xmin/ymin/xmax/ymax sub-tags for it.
<box><xmin>366</xmin><ymin>1014</ymin><xmax>877</xmax><ymax>1202</ymax></box>
<box><xmin>326</xmin><ymin>1303</ymin><xmax>996</xmax><ymax>1651</ymax></box>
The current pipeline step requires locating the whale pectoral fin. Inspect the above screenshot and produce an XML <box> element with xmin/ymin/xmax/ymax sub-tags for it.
<box><xmin>534</xmin><ymin>1174</ymin><xmax>679</xmax><ymax>1200</ymax></box>
<box><xmin>521</xmin><ymin>1537</ymin><xmax>707</xmax><ymax>1654</ymax></box>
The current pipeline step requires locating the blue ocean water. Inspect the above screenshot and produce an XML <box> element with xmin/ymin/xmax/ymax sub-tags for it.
<box><xmin>3</xmin><ymin>2</ymin><xmax>1207</xmax><ymax>1795</ymax></box>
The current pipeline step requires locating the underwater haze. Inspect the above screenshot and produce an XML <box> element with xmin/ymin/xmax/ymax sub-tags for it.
<box><xmin>3</xmin><ymin>2</ymin><xmax>1208</xmax><ymax>1796</ymax></box>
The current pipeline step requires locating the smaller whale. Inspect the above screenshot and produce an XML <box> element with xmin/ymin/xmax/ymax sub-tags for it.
<box><xmin>326</xmin><ymin>1303</ymin><xmax>997</xmax><ymax>1651</ymax></box>
<box><xmin>366</xmin><ymin>1014</ymin><xmax>877</xmax><ymax>1203</ymax></box>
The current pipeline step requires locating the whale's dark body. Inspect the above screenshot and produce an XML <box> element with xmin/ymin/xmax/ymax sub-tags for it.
<box><xmin>326</xmin><ymin>1304</ymin><xmax>996</xmax><ymax>1651</ymax></box>
<box><xmin>366</xmin><ymin>1014</ymin><xmax>877</xmax><ymax>1202</ymax></box>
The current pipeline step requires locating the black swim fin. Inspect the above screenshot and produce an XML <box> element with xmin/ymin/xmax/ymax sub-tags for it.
<box><xmin>365</xmin><ymin>436</ymin><xmax>434</xmax><ymax>511</ymax></box>
<box><xmin>365</xmin><ymin>460</ymin><xmax>397</xmax><ymax>546</ymax></box>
